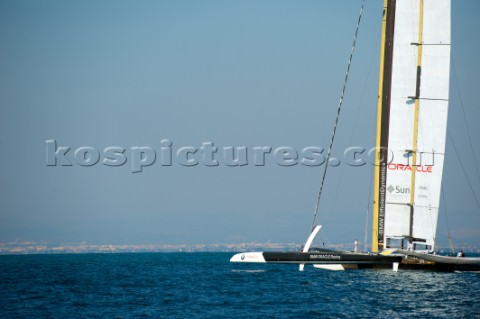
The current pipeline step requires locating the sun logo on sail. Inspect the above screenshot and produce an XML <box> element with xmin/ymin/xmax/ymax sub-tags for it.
<box><xmin>387</xmin><ymin>185</ymin><xmax>411</xmax><ymax>194</ymax></box>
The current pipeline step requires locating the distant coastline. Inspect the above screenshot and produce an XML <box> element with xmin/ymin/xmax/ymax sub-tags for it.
<box><xmin>1</xmin><ymin>242</ymin><xmax>479</xmax><ymax>255</ymax></box>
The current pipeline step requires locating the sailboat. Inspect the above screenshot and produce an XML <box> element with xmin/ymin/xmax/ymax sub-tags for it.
<box><xmin>230</xmin><ymin>0</ymin><xmax>480</xmax><ymax>271</ymax></box>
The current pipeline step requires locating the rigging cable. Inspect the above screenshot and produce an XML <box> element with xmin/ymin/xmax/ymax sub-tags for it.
<box><xmin>451</xmin><ymin>58</ymin><xmax>480</xmax><ymax>188</ymax></box>
<box><xmin>447</xmin><ymin>129</ymin><xmax>480</xmax><ymax>211</ymax></box>
<box><xmin>311</xmin><ymin>0</ymin><xmax>366</xmax><ymax>231</ymax></box>
<box><xmin>441</xmin><ymin>186</ymin><xmax>455</xmax><ymax>254</ymax></box>
<box><xmin>329</xmin><ymin>27</ymin><xmax>381</xmax><ymax>213</ymax></box>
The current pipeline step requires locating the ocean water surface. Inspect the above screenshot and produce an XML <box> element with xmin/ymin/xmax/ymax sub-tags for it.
<box><xmin>1</xmin><ymin>252</ymin><xmax>479</xmax><ymax>318</ymax></box>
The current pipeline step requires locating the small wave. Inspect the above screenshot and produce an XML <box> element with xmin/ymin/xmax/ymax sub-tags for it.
<box><xmin>231</xmin><ymin>269</ymin><xmax>266</xmax><ymax>273</ymax></box>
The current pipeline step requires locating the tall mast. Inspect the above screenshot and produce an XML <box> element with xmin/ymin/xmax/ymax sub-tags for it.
<box><xmin>371</xmin><ymin>0</ymin><xmax>396</xmax><ymax>253</ymax></box>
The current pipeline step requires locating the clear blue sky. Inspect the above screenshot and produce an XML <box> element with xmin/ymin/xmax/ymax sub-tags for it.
<box><xmin>0</xmin><ymin>0</ymin><xmax>479</xmax><ymax>247</ymax></box>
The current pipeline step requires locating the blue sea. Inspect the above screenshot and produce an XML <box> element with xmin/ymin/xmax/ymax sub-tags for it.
<box><xmin>1</xmin><ymin>252</ymin><xmax>479</xmax><ymax>318</ymax></box>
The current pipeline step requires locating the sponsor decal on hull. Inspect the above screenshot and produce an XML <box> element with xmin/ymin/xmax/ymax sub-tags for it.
<box><xmin>309</xmin><ymin>254</ymin><xmax>341</xmax><ymax>260</ymax></box>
